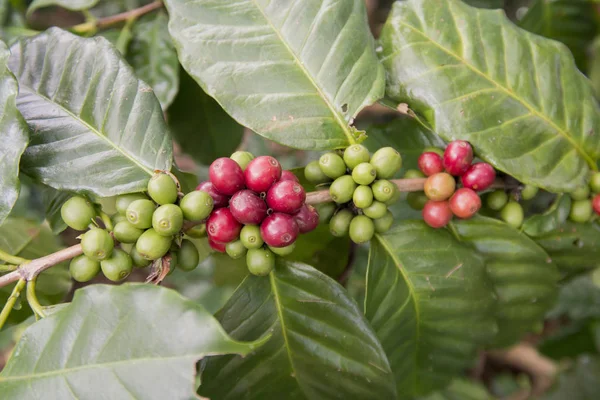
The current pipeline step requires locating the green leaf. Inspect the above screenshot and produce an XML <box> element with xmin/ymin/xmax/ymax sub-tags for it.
<box><xmin>522</xmin><ymin>194</ymin><xmax>571</xmax><ymax>237</ymax></box>
<box><xmin>39</xmin><ymin>185</ymin><xmax>70</xmax><ymax>234</ymax></box>
<box><xmin>169</xmin><ymin>70</ymin><xmax>244</xmax><ymax>164</ymax></box>
<box><xmin>365</xmin><ymin>220</ymin><xmax>496</xmax><ymax>397</ymax></box>
<box><xmin>462</xmin><ymin>0</ymin><xmax>504</xmax><ymax>8</ymax></box>
<box><xmin>200</xmin><ymin>260</ymin><xmax>397</xmax><ymax>399</ymax></box>
<box><xmin>547</xmin><ymin>275</ymin><xmax>600</xmax><ymax>322</ymax></box>
<box><xmin>0</xmin><ymin>284</ymin><xmax>266</xmax><ymax>399</ymax></box>
<box><xmin>418</xmin><ymin>379</ymin><xmax>493</xmax><ymax>400</ymax></box>
<box><xmin>27</xmin><ymin>0</ymin><xmax>99</xmax><ymax>16</ymax></box>
<box><xmin>8</xmin><ymin>28</ymin><xmax>172</xmax><ymax>197</ymax></box>
<box><xmin>164</xmin><ymin>0</ymin><xmax>385</xmax><ymax>150</ymax></box>
<box><xmin>541</xmin><ymin>355</ymin><xmax>600</xmax><ymax>400</ymax></box>
<box><xmin>127</xmin><ymin>12</ymin><xmax>179</xmax><ymax>109</ymax></box>
<box><xmin>450</xmin><ymin>216</ymin><xmax>559</xmax><ymax>347</ymax></box>
<box><xmin>0</xmin><ymin>40</ymin><xmax>28</xmax><ymax>226</ymax></box>
<box><xmin>379</xmin><ymin>0</ymin><xmax>600</xmax><ymax>192</ymax></box>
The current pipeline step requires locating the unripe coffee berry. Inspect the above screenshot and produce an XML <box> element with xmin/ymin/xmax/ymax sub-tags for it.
<box><xmin>449</xmin><ymin>188</ymin><xmax>481</xmax><ymax>219</ymax></box>
<box><xmin>487</xmin><ymin>190</ymin><xmax>508</xmax><ymax>210</ymax></box>
<box><xmin>349</xmin><ymin>215</ymin><xmax>375</xmax><ymax>244</ymax></box>
<box><xmin>69</xmin><ymin>255</ymin><xmax>100</xmax><ymax>282</ymax></box>
<box><xmin>319</xmin><ymin>153</ymin><xmax>346</xmax><ymax>179</ymax></box>
<box><xmin>353</xmin><ymin>185</ymin><xmax>374</xmax><ymax>209</ymax></box>
<box><xmin>266</xmin><ymin>180</ymin><xmax>306</xmax><ymax>214</ymax></box>
<box><xmin>372</xmin><ymin>179</ymin><xmax>397</xmax><ymax>203</ymax></box>
<box><xmin>208</xmin><ymin>238</ymin><xmax>226</xmax><ymax>253</ymax></box>
<box><xmin>500</xmin><ymin>202</ymin><xmax>524</xmax><ymax>228</ymax></box>
<box><xmin>593</xmin><ymin>194</ymin><xmax>600</xmax><ymax>215</ymax></box>
<box><xmin>280</xmin><ymin>170</ymin><xmax>300</xmax><ymax>182</ymax></box>
<box><xmin>407</xmin><ymin>192</ymin><xmax>428</xmax><ymax>211</ymax></box>
<box><xmin>152</xmin><ymin>204</ymin><xmax>184</xmax><ymax>237</ymax></box>
<box><xmin>384</xmin><ymin>189</ymin><xmax>401</xmax><ymax>206</ymax></box>
<box><xmin>112</xmin><ymin>213</ymin><xmax>128</xmax><ymax>226</ymax></box>
<box><xmin>207</xmin><ymin>208</ymin><xmax>242</xmax><ymax>243</ymax></box>
<box><xmin>126</xmin><ymin>199</ymin><xmax>155</xmax><ymax>229</ymax></box>
<box><xmin>269</xmin><ymin>243</ymin><xmax>296</xmax><ymax>256</ymax></box>
<box><xmin>113</xmin><ymin>221</ymin><xmax>144</xmax><ymax>244</ymax></box>
<box><xmin>230</xmin><ymin>151</ymin><xmax>254</xmax><ymax>170</ymax></box>
<box><xmin>245</xmin><ymin>156</ymin><xmax>282</xmax><ymax>193</ymax></box>
<box><xmin>136</xmin><ymin>228</ymin><xmax>172</xmax><ymax>260</ymax></box>
<box><xmin>521</xmin><ymin>185</ymin><xmax>539</xmax><ymax>201</ymax></box>
<box><xmin>260</xmin><ymin>213</ymin><xmax>299</xmax><ymax>248</ymax></box>
<box><xmin>404</xmin><ymin>169</ymin><xmax>425</xmax><ymax>179</ymax></box>
<box><xmin>571</xmin><ymin>186</ymin><xmax>590</xmax><ymax>201</ymax></box>
<box><xmin>330</xmin><ymin>209</ymin><xmax>354</xmax><ymax>237</ymax></box>
<box><xmin>130</xmin><ymin>247</ymin><xmax>151</xmax><ymax>268</ymax></box>
<box><xmin>330</xmin><ymin>175</ymin><xmax>357</xmax><ymax>204</ymax></box>
<box><xmin>570</xmin><ymin>199</ymin><xmax>593</xmax><ymax>223</ymax></box>
<box><xmin>424</xmin><ymin>173</ymin><xmax>456</xmax><ymax>201</ymax></box>
<box><xmin>246</xmin><ymin>248</ymin><xmax>275</xmax><ymax>276</ymax></box>
<box><xmin>230</xmin><ymin>190</ymin><xmax>268</xmax><ymax>225</ymax></box>
<box><xmin>294</xmin><ymin>204</ymin><xmax>319</xmax><ymax>234</ymax></box>
<box><xmin>590</xmin><ymin>173</ymin><xmax>600</xmax><ymax>193</ymax></box>
<box><xmin>418</xmin><ymin>152</ymin><xmax>444</xmax><ymax>176</ymax></box>
<box><xmin>61</xmin><ymin>196</ymin><xmax>96</xmax><ymax>231</ymax></box>
<box><xmin>363</xmin><ymin>201</ymin><xmax>388</xmax><ymax>219</ymax></box>
<box><xmin>373</xmin><ymin>211</ymin><xmax>394</xmax><ymax>233</ymax></box>
<box><xmin>178</xmin><ymin>239</ymin><xmax>200</xmax><ymax>271</ymax></box>
<box><xmin>240</xmin><ymin>225</ymin><xmax>264</xmax><ymax>249</ymax></box>
<box><xmin>443</xmin><ymin>140</ymin><xmax>473</xmax><ymax>176</ymax></box>
<box><xmin>422</xmin><ymin>201</ymin><xmax>453</xmax><ymax>228</ymax></box>
<box><xmin>115</xmin><ymin>193</ymin><xmax>147</xmax><ymax>215</ymax></box>
<box><xmin>209</xmin><ymin>157</ymin><xmax>245</xmax><ymax>195</ymax></box>
<box><xmin>148</xmin><ymin>173</ymin><xmax>179</xmax><ymax>205</ymax></box>
<box><xmin>343</xmin><ymin>144</ymin><xmax>371</xmax><ymax>170</ymax></box>
<box><xmin>196</xmin><ymin>181</ymin><xmax>229</xmax><ymax>208</ymax></box>
<box><xmin>304</xmin><ymin>161</ymin><xmax>331</xmax><ymax>184</ymax></box>
<box><xmin>81</xmin><ymin>228</ymin><xmax>114</xmax><ymax>261</ymax></box>
<box><xmin>180</xmin><ymin>191</ymin><xmax>214</xmax><ymax>221</ymax></box>
<box><xmin>370</xmin><ymin>147</ymin><xmax>402</xmax><ymax>179</ymax></box>
<box><xmin>100</xmin><ymin>249</ymin><xmax>133</xmax><ymax>282</ymax></box>
<box><xmin>352</xmin><ymin>162</ymin><xmax>377</xmax><ymax>185</ymax></box>
<box><xmin>226</xmin><ymin>240</ymin><xmax>247</xmax><ymax>260</ymax></box>
<box><xmin>461</xmin><ymin>163</ymin><xmax>496</xmax><ymax>192</ymax></box>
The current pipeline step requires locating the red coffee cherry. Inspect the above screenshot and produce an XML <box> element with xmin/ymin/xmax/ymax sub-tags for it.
<box><xmin>461</xmin><ymin>163</ymin><xmax>496</xmax><ymax>192</ymax></box>
<box><xmin>443</xmin><ymin>140</ymin><xmax>473</xmax><ymax>176</ymax></box>
<box><xmin>280</xmin><ymin>170</ymin><xmax>300</xmax><ymax>182</ymax></box>
<box><xmin>229</xmin><ymin>190</ymin><xmax>268</xmax><ymax>225</ymax></box>
<box><xmin>206</xmin><ymin>208</ymin><xmax>242</xmax><ymax>244</ymax></box>
<box><xmin>260</xmin><ymin>213</ymin><xmax>299</xmax><ymax>248</ymax></box>
<box><xmin>449</xmin><ymin>188</ymin><xmax>481</xmax><ymax>219</ymax></box>
<box><xmin>593</xmin><ymin>194</ymin><xmax>600</xmax><ymax>216</ymax></box>
<box><xmin>209</xmin><ymin>157</ymin><xmax>245</xmax><ymax>195</ymax></box>
<box><xmin>422</xmin><ymin>200</ymin><xmax>453</xmax><ymax>228</ymax></box>
<box><xmin>245</xmin><ymin>156</ymin><xmax>282</xmax><ymax>193</ymax></box>
<box><xmin>294</xmin><ymin>204</ymin><xmax>319</xmax><ymax>233</ymax></box>
<box><xmin>418</xmin><ymin>152</ymin><xmax>444</xmax><ymax>176</ymax></box>
<box><xmin>266</xmin><ymin>180</ymin><xmax>306</xmax><ymax>214</ymax></box>
<box><xmin>196</xmin><ymin>181</ymin><xmax>230</xmax><ymax>208</ymax></box>
<box><xmin>208</xmin><ymin>238</ymin><xmax>226</xmax><ymax>253</ymax></box>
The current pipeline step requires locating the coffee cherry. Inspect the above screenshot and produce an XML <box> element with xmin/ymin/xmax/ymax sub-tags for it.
<box><xmin>330</xmin><ymin>209</ymin><xmax>354</xmax><ymax>237</ymax></box>
<box><xmin>240</xmin><ymin>225</ymin><xmax>264</xmax><ymax>249</ymax></box>
<box><xmin>61</xmin><ymin>196</ymin><xmax>96</xmax><ymax>231</ymax></box>
<box><xmin>207</xmin><ymin>208</ymin><xmax>242</xmax><ymax>243</ymax></box>
<box><xmin>404</xmin><ymin>169</ymin><xmax>426</xmax><ymax>179</ymax></box>
<box><xmin>571</xmin><ymin>186</ymin><xmax>590</xmax><ymax>201</ymax></box>
<box><xmin>112</xmin><ymin>213</ymin><xmax>128</xmax><ymax>225</ymax></box>
<box><xmin>280</xmin><ymin>170</ymin><xmax>300</xmax><ymax>182</ymax></box>
<box><xmin>353</xmin><ymin>185</ymin><xmax>374</xmax><ymax>209</ymax></box>
<box><xmin>130</xmin><ymin>247</ymin><xmax>151</xmax><ymax>268</ymax></box>
<box><xmin>593</xmin><ymin>194</ymin><xmax>600</xmax><ymax>215</ymax></box>
<box><xmin>570</xmin><ymin>199</ymin><xmax>593</xmax><ymax>223</ymax></box>
<box><xmin>384</xmin><ymin>189</ymin><xmax>401</xmax><ymax>206</ymax></box>
<box><xmin>590</xmin><ymin>172</ymin><xmax>600</xmax><ymax>193</ymax></box>
<box><xmin>226</xmin><ymin>240</ymin><xmax>247</xmax><ymax>260</ymax></box>
<box><xmin>246</xmin><ymin>248</ymin><xmax>275</xmax><ymax>276</ymax></box>
<box><xmin>407</xmin><ymin>192</ymin><xmax>428</xmax><ymax>210</ymax></box>
<box><xmin>370</xmin><ymin>147</ymin><xmax>402</xmax><ymax>179</ymax></box>
<box><xmin>269</xmin><ymin>243</ymin><xmax>296</xmax><ymax>256</ymax></box>
<box><xmin>152</xmin><ymin>204</ymin><xmax>184</xmax><ymax>237</ymax></box>
<box><xmin>69</xmin><ymin>255</ymin><xmax>100</xmax><ymax>282</ymax></box>
<box><xmin>245</xmin><ymin>156</ymin><xmax>282</xmax><ymax>193</ymax></box>
<box><xmin>330</xmin><ymin>175</ymin><xmax>357</xmax><ymax>204</ymax></box>
<box><xmin>423</xmin><ymin>146</ymin><xmax>444</xmax><ymax>157</ymax></box>
<box><xmin>373</xmin><ymin>211</ymin><xmax>394</xmax><ymax>233</ymax></box>
<box><xmin>180</xmin><ymin>191</ymin><xmax>214</xmax><ymax>222</ymax></box>
<box><xmin>349</xmin><ymin>215</ymin><xmax>375</xmax><ymax>244</ymax></box>
<box><xmin>418</xmin><ymin>152</ymin><xmax>444</xmax><ymax>176</ymax></box>
<box><xmin>424</xmin><ymin>173</ymin><xmax>456</xmax><ymax>201</ymax></box>
<box><xmin>178</xmin><ymin>239</ymin><xmax>200</xmax><ymax>271</ymax></box>
<box><xmin>115</xmin><ymin>193</ymin><xmax>147</xmax><ymax>215</ymax></box>
<box><xmin>500</xmin><ymin>202</ymin><xmax>524</xmax><ymax>228</ymax></box>
<box><xmin>148</xmin><ymin>173</ymin><xmax>178</xmax><ymax>205</ymax></box>
<box><xmin>449</xmin><ymin>188</ymin><xmax>481</xmax><ymax>219</ymax></box>
<box><xmin>266</xmin><ymin>180</ymin><xmax>306</xmax><ymax>214</ymax></box>
<box><xmin>230</xmin><ymin>151</ymin><xmax>254</xmax><ymax>170</ymax></box>
<box><xmin>260</xmin><ymin>213</ymin><xmax>299</xmax><ymax>248</ymax></box>
<box><xmin>136</xmin><ymin>228</ymin><xmax>172</xmax><ymax>260</ymax></box>
<box><xmin>100</xmin><ymin>249</ymin><xmax>132</xmax><ymax>282</ymax></box>
<box><xmin>343</xmin><ymin>144</ymin><xmax>371</xmax><ymax>170</ymax></box>
<box><xmin>352</xmin><ymin>162</ymin><xmax>377</xmax><ymax>185</ymax></box>
<box><xmin>81</xmin><ymin>228</ymin><xmax>114</xmax><ymax>261</ymax></box>
<box><xmin>209</xmin><ymin>157</ymin><xmax>245</xmax><ymax>195</ymax></box>
<box><xmin>304</xmin><ymin>161</ymin><xmax>331</xmax><ymax>184</ymax></box>
<box><xmin>208</xmin><ymin>238</ymin><xmax>226</xmax><ymax>253</ymax></box>
<box><xmin>317</xmin><ymin>202</ymin><xmax>336</xmax><ymax>223</ymax></box>
<box><xmin>113</xmin><ymin>221</ymin><xmax>144</xmax><ymax>244</ymax></box>
<box><xmin>319</xmin><ymin>153</ymin><xmax>346</xmax><ymax>179</ymax></box>
<box><xmin>521</xmin><ymin>185</ymin><xmax>539</xmax><ymax>201</ymax></box>
<box><xmin>487</xmin><ymin>190</ymin><xmax>508</xmax><ymax>210</ymax></box>
<box><xmin>443</xmin><ymin>140</ymin><xmax>473</xmax><ymax>176</ymax></box>
<box><xmin>294</xmin><ymin>204</ymin><xmax>319</xmax><ymax>234</ymax></box>
<box><xmin>126</xmin><ymin>199</ymin><xmax>155</xmax><ymax>229</ymax></box>
<box><xmin>363</xmin><ymin>201</ymin><xmax>387</xmax><ymax>219</ymax></box>
<box><xmin>196</xmin><ymin>181</ymin><xmax>230</xmax><ymax>208</ymax></box>
<box><xmin>230</xmin><ymin>190</ymin><xmax>268</xmax><ymax>225</ymax></box>
<box><xmin>372</xmin><ymin>179</ymin><xmax>397</xmax><ymax>203</ymax></box>
<box><xmin>461</xmin><ymin>163</ymin><xmax>496</xmax><ymax>192</ymax></box>
<box><xmin>423</xmin><ymin>201</ymin><xmax>453</xmax><ymax>228</ymax></box>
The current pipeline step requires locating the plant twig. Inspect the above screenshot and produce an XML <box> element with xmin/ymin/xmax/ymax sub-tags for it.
<box><xmin>0</xmin><ymin>249</ymin><xmax>29</xmax><ymax>266</ymax></box>
<box><xmin>0</xmin><ymin>279</ymin><xmax>26</xmax><ymax>331</ymax></box>
<box><xmin>26</xmin><ymin>278</ymin><xmax>47</xmax><ymax>319</ymax></box>
<box><xmin>71</xmin><ymin>1</ymin><xmax>163</xmax><ymax>34</ymax></box>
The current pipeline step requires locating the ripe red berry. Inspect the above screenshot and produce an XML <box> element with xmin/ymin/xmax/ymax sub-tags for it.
<box><xmin>196</xmin><ymin>181</ymin><xmax>230</xmax><ymax>208</ymax></box>
<box><xmin>208</xmin><ymin>238</ymin><xmax>226</xmax><ymax>253</ymax></box>
<box><xmin>443</xmin><ymin>140</ymin><xmax>473</xmax><ymax>176</ymax></box>
<box><xmin>245</xmin><ymin>156</ymin><xmax>282</xmax><ymax>193</ymax></box>
<box><xmin>209</xmin><ymin>157</ymin><xmax>245</xmax><ymax>195</ymax></box>
<box><xmin>418</xmin><ymin>152</ymin><xmax>444</xmax><ymax>176</ymax></box>
<box><xmin>206</xmin><ymin>208</ymin><xmax>242</xmax><ymax>243</ymax></box>
<box><xmin>280</xmin><ymin>170</ymin><xmax>299</xmax><ymax>182</ymax></box>
<box><xmin>449</xmin><ymin>188</ymin><xmax>481</xmax><ymax>219</ymax></box>
<box><xmin>294</xmin><ymin>204</ymin><xmax>319</xmax><ymax>233</ymax></box>
<box><xmin>593</xmin><ymin>194</ymin><xmax>600</xmax><ymax>216</ymax></box>
<box><xmin>260</xmin><ymin>213</ymin><xmax>299</xmax><ymax>248</ymax></box>
<box><xmin>229</xmin><ymin>190</ymin><xmax>268</xmax><ymax>225</ymax></box>
<box><xmin>461</xmin><ymin>163</ymin><xmax>496</xmax><ymax>192</ymax></box>
<box><xmin>422</xmin><ymin>200</ymin><xmax>453</xmax><ymax>228</ymax></box>
<box><xmin>266</xmin><ymin>180</ymin><xmax>306</xmax><ymax>214</ymax></box>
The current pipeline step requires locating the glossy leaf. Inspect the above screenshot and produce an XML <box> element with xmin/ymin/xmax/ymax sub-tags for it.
<box><xmin>27</xmin><ymin>0</ymin><xmax>99</xmax><ymax>16</ymax></box>
<box><xmin>164</xmin><ymin>0</ymin><xmax>385</xmax><ymax>150</ymax></box>
<box><xmin>8</xmin><ymin>28</ymin><xmax>172</xmax><ymax>196</ymax></box>
<box><xmin>365</xmin><ymin>220</ymin><xmax>496</xmax><ymax>397</ymax></box>
<box><xmin>201</xmin><ymin>260</ymin><xmax>397</xmax><ymax>399</ymax></box>
<box><xmin>522</xmin><ymin>194</ymin><xmax>571</xmax><ymax>237</ymax></box>
<box><xmin>419</xmin><ymin>379</ymin><xmax>493</xmax><ymax>400</ymax></box>
<box><xmin>0</xmin><ymin>284</ymin><xmax>266</xmax><ymax>399</ymax></box>
<box><xmin>379</xmin><ymin>0</ymin><xmax>600</xmax><ymax>192</ymax></box>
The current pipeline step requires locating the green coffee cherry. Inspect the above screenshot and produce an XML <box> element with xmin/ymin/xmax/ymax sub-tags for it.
<box><xmin>81</xmin><ymin>228</ymin><xmax>114</xmax><ymax>261</ymax></box>
<box><xmin>246</xmin><ymin>248</ymin><xmax>275</xmax><ymax>276</ymax></box>
<box><xmin>319</xmin><ymin>153</ymin><xmax>347</xmax><ymax>179</ymax></box>
<box><xmin>240</xmin><ymin>225</ymin><xmax>264</xmax><ymax>249</ymax></box>
<box><xmin>113</xmin><ymin>221</ymin><xmax>144</xmax><ymax>244</ymax></box>
<box><xmin>570</xmin><ymin>199</ymin><xmax>593</xmax><ymax>223</ymax></box>
<box><xmin>316</xmin><ymin>202</ymin><xmax>336</xmax><ymax>223</ymax></box>
<box><xmin>487</xmin><ymin>190</ymin><xmax>508</xmax><ymax>211</ymax></box>
<box><xmin>148</xmin><ymin>173</ymin><xmax>178</xmax><ymax>205</ymax></box>
<box><xmin>115</xmin><ymin>193</ymin><xmax>148</xmax><ymax>215</ymax></box>
<box><xmin>330</xmin><ymin>175</ymin><xmax>357</xmax><ymax>204</ymax></box>
<box><xmin>349</xmin><ymin>215</ymin><xmax>375</xmax><ymax>244</ymax></box>
<box><xmin>269</xmin><ymin>243</ymin><xmax>296</xmax><ymax>256</ymax></box>
<box><xmin>370</xmin><ymin>147</ymin><xmax>402</xmax><ymax>179</ymax></box>
<box><xmin>363</xmin><ymin>201</ymin><xmax>387</xmax><ymax>219</ymax></box>
<box><xmin>230</xmin><ymin>151</ymin><xmax>255</xmax><ymax>170</ymax></box>
<box><xmin>61</xmin><ymin>196</ymin><xmax>96</xmax><ymax>231</ymax></box>
<box><xmin>130</xmin><ymin>246</ymin><xmax>151</xmax><ymax>268</ymax></box>
<box><xmin>521</xmin><ymin>185</ymin><xmax>539</xmax><ymax>201</ymax></box>
<box><xmin>404</xmin><ymin>169</ymin><xmax>425</xmax><ymax>179</ymax></box>
<box><xmin>112</xmin><ymin>213</ymin><xmax>128</xmax><ymax>226</ymax></box>
<box><xmin>126</xmin><ymin>199</ymin><xmax>155</xmax><ymax>229</ymax></box>
<box><xmin>407</xmin><ymin>192</ymin><xmax>428</xmax><ymax>211</ymax></box>
<box><xmin>185</xmin><ymin>224</ymin><xmax>207</xmax><ymax>239</ymax></box>
<box><xmin>352</xmin><ymin>162</ymin><xmax>377</xmax><ymax>185</ymax></box>
<box><xmin>226</xmin><ymin>240</ymin><xmax>247</xmax><ymax>260</ymax></box>
<box><xmin>100</xmin><ymin>249</ymin><xmax>133</xmax><ymax>282</ymax></box>
<box><xmin>590</xmin><ymin>172</ymin><xmax>600</xmax><ymax>193</ymax></box>
<box><xmin>343</xmin><ymin>144</ymin><xmax>370</xmax><ymax>170</ymax></box>
<box><xmin>304</xmin><ymin>161</ymin><xmax>331</xmax><ymax>184</ymax></box>
<box><xmin>384</xmin><ymin>189</ymin><xmax>401</xmax><ymax>206</ymax></box>
<box><xmin>372</xmin><ymin>179</ymin><xmax>397</xmax><ymax>203</ymax></box>
<box><xmin>136</xmin><ymin>228</ymin><xmax>172</xmax><ymax>260</ymax></box>
<box><xmin>423</xmin><ymin>147</ymin><xmax>444</xmax><ymax>157</ymax></box>
<box><xmin>571</xmin><ymin>186</ymin><xmax>590</xmax><ymax>201</ymax></box>
<box><xmin>330</xmin><ymin>209</ymin><xmax>354</xmax><ymax>237</ymax></box>
<box><xmin>500</xmin><ymin>202</ymin><xmax>524</xmax><ymax>228</ymax></box>
<box><xmin>373</xmin><ymin>211</ymin><xmax>394</xmax><ymax>233</ymax></box>
<box><xmin>179</xmin><ymin>191</ymin><xmax>214</xmax><ymax>222</ymax></box>
<box><xmin>152</xmin><ymin>204</ymin><xmax>184</xmax><ymax>237</ymax></box>
<box><xmin>353</xmin><ymin>185</ymin><xmax>374</xmax><ymax>209</ymax></box>
<box><xmin>69</xmin><ymin>255</ymin><xmax>100</xmax><ymax>282</ymax></box>
<box><xmin>178</xmin><ymin>239</ymin><xmax>200</xmax><ymax>271</ymax></box>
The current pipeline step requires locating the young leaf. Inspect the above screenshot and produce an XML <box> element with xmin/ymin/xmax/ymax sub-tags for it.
<box><xmin>164</xmin><ymin>0</ymin><xmax>385</xmax><ymax>150</ymax></box>
<box><xmin>8</xmin><ymin>28</ymin><xmax>172</xmax><ymax>196</ymax></box>
<box><xmin>0</xmin><ymin>284</ymin><xmax>266</xmax><ymax>399</ymax></box>
<box><xmin>200</xmin><ymin>260</ymin><xmax>397</xmax><ymax>399</ymax></box>
<box><xmin>379</xmin><ymin>0</ymin><xmax>600</xmax><ymax>192</ymax></box>
<box><xmin>27</xmin><ymin>0</ymin><xmax>99</xmax><ymax>16</ymax></box>
<box><xmin>522</xmin><ymin>194</ymin><xmax>571</xmax><ymax>237</ymax></box>
<box><xmin>365</xmin><ymin>220</ymin><xmax>497</xmax><ymax>397</ymax></box>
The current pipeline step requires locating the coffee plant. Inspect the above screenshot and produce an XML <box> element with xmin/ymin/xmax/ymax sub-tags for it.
<box><xmin>1</xmin><ymin>0</ymin><xmax>600</xmax><ymax>398</ymax></box>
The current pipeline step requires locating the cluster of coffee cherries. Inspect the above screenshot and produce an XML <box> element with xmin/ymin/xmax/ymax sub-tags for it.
<box><xmin>304</xmin><ymin>145</ymin><xmax>401</xmax><ymax>243</ymax></box>
<box><xmin>61</xmin><ymin>172</ymin><xmax>212</xmax><ymax>283</ymax></box>
<box><xmin>201</xmin><ymin>152</ymin><xmax>319</xmax><ymax>276</ymax></box>
<box><xmin>566</xmin><ymin>172</ymin><xmax>600</xmax><ymax>222</ymax></box>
